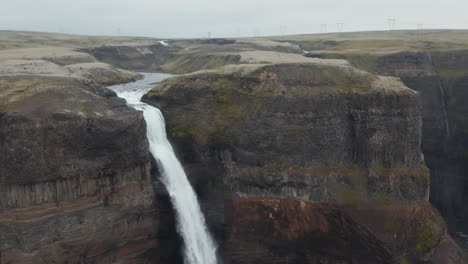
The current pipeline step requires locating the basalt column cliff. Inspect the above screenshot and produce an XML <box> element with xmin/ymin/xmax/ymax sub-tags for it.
<box><xmin>143</xmin><ymin>51</ymin><xmax>467</xmax><ymax>263</ymax></box>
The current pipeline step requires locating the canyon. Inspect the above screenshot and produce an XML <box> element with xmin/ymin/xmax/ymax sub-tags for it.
<box><xmin>0</xmin><ymin>30</ymin><xmax>467</xmax><ymax>263</ymax></box>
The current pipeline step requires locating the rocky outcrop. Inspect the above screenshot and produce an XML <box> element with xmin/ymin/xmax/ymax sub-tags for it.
<box><xmin>89</xmin><ymin>43</ymin><xmax>177</xmax><ymax>72</ymax></box>
<box><xmin>0</xmin><ymin>75</ymin><xmax>178</xmax><ymax>263</ymax></box>
<box><xmin>144</xmin><ymin>58</ymin><xmax>466</xmax><ymax>263</ymax></box>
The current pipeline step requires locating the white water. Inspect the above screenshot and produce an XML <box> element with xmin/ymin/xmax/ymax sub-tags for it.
<box><xmin>109</xmin><ymin>73</ymin><xmax>218</xmax><ymax>264</ymax></box>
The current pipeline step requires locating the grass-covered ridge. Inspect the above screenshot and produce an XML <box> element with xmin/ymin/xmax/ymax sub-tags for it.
<box><xmin>158</xmin><ymin>52</ymin><xmax>241</xmax><ymax>74</ymax></box>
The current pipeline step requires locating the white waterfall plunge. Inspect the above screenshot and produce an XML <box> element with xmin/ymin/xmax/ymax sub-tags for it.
<box><xmin>109</xmin><ymin>73</ymin><xmax>218</xmax><ymax>264</ymax></box>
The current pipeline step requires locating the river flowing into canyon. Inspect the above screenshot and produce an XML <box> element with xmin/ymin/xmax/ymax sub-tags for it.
<box><xmin>109</xmin><ymin>73</ymin><xmax>218</xmax><ymax>264</ymax></box>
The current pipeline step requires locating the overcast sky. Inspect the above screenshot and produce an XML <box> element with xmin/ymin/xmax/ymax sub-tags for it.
<box><xmin>2</xmin><ymin>0</ymin><xmax>468</xmax><ymax>38</ymax></box>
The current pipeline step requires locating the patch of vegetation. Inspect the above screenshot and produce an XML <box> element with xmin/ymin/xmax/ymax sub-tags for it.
<box><xmin>323</xmin><ymin>66</ymin><xmax>375</xmax><ymax>93</ymax></box>
<box><xmin>342</xmin><ymin>54</ymin><xmax>381</xmax><ymax>73</ymax></box>
<box><xmin>416</xmin><ymin>220</ymin><xmax>441</xmax><ymax>252</ymax></box>
<box><xmin>394</xmin><ymin>167</ymin><xmax>429</xmax><ymax>181</ymax></box>
<box><xmin>374</xmin><ymin>165</ymin><xmax>386</xmax><ymax>176</ymax></box>
<box><xmin>399</xmin><ymin>254</ymin><xmax>409</xmax><ymax>264</ymax></box>
<box><xmin>327</xmin><ymin>165</ymin><xmax>367</xmax><ymax>206</ymax></box>
<box><xmin>327</xmin><ymin>165</ymin><xmax>429</xmax><ymax>206</ymax></box>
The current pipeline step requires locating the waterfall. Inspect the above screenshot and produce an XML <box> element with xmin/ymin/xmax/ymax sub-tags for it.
<box><xmin>109</xmin><ymin>73</ymin><xmax>218</xmax><ymax>264</ymax></box>
<box><xmin>427</xmin><ymin>52</ymin><xmax>450</xmax><ymax>141</ymax></box>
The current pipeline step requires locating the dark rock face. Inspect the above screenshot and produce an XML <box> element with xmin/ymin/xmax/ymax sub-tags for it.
<box><xmin>225</xmin><ymin>198</ymin><xmax>392</xmax><ymax>264</ymax></box>
<box><xmin>430</xmin><ymin>51</ymin><xmax>468</xmax><ymax>233</ymax></box>
<box><xmin>0</xmin><ymin>76</ymin><xmax>179</xmax><ymax>263</ymax></box>
<box><xmin>89</xmin><ymin>43</ymin><xmax>177</xmax><ymax>71</ymax></box>
<box><xmin>367</xmin><ymin>51</ymin><xmax>468</xmax><ymax>235</ymax></box>
<box><xmin>143</xmin><ymin>63</ymin><xmax>467</xmax><ymax>263</ymax></box>
<box><xmin>374</xmin><ymin>51</ymin><xmax>449</xmax><ymax>154</ymax></box>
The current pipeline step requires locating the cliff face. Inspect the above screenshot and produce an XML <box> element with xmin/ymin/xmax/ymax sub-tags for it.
<box><xmin>144</xmin><ymin>59</ymin><xmax>466</xmax><ymax>263</ymax></box>
<box><xmin>89</xmin><ymin>43</ymin><xmax>178</xmax><ymax>72</ymax></box>
<box><xmin>145</xmin><ymin>62</ymin><xmax>427</xmax><ymax>204</ymax></box>
<box><xmin>430</xmin><ymin>50</ymin><xmax>468</xmax><ymax>233</ymax></box>
<box><xmin>341</xmin><ymin>50</ymin><xmax>468</xmax><ymax>235</ymax></box>
<box><xmin>0</xmin><ymin>75</ymin><xmax>180</xmax><ymax>263</ymax></box>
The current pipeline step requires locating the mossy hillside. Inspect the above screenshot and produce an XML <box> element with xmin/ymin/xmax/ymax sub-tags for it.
<box><xmin>152</xmin><ymin>73</ymin><xmax>269</xmax><ymax>147</ymax></box>
<box><xmin>307</xmin><ymin>52</ymin><xmax>388</xmax><ymax>74</ymax></box>
<box><xmin>339</xmin><ymin>54</ymin><xmax>381</xmax><ymax>73</ymax></box>
<box><xmin>0</xmin><ymin>76</ymin><xmax>69</xmax><ymax>112</ymax></box>
<box><xmin>0</xmin><ymin>76</ymin><xmax>111</xmax><ymax>117</ymax></box>
<box><xmin>292</xmin><ymin>36</ymin><xmax>468</xmax><ymax>55</ymax></box>
<box><xmin>245</xmin><ymin>63</ymin><xmax>377</xmax><ymax>94</ymax></box>
<box><xmin>293</xmin><ymin>39</ymin><xmax>406</xmax><ymax>53</ymax></box>
<box><xmin>158</xmin><ymin>52</ymin><xmax>241</xmax><ymax>74</ymax></box>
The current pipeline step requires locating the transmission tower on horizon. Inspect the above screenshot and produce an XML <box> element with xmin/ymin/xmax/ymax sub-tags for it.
<box><xmin>280</xmin><ymin>26</ymin><xmax>288</xmax><ymax>35</ymax></box>
<box><xmin>417</xmin><ymin>24</ymin><xmax>423</xmax><ymax>32</ymax></box>
<box><xmin>337</xmin><ymin>23</ymin><xmax>344</xmax><ymax>33</ymax></box>
<box><xmin>321</xmin><ymin>24</ymin><xmax>327</xmax><ymax>33</ymax></box>
<box><xmin>387</xmin><ymin>18</ymin><xmax>396</xmax><ymax>30</ymax></box>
